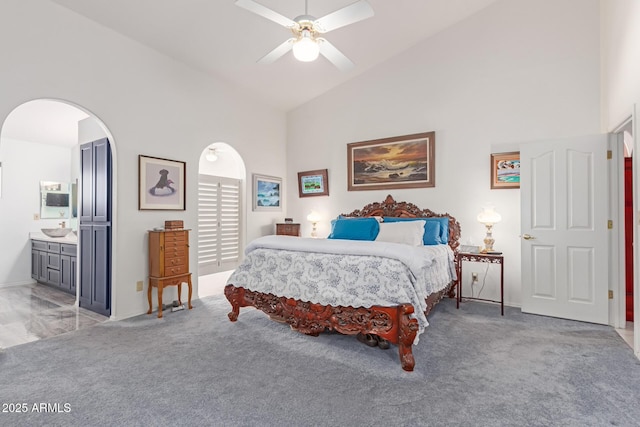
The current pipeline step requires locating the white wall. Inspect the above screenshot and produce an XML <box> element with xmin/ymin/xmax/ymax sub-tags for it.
<box><xmin>286</xmin><ymin>0</ymin><xmax>602</xmax><ymax>307</ymax></box>
<box><xmin>0</xmin><ymin>0</ymin><xmax>287</xmax><ymax>319</ymax></box>
<box><xmin>601</xmin><ymin>0</ymin><xmax>640</xmax><ymax>130</ymax></box>
<box><xmin>0</xmin><ymin>137</ymin><xmax>72</xmax><ymax>286</ymax></box>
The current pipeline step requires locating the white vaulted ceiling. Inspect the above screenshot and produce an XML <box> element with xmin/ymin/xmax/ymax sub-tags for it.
<box><xmin>48</xmin><ymin>0</ymin><xmax>500</xmax><ymax>111</ymax></box>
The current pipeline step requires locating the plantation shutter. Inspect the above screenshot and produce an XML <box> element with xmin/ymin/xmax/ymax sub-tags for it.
<box><xmin>198</xmin><ymin>174</ymin><xmax>242</xmax><ymax>275</ymax></box>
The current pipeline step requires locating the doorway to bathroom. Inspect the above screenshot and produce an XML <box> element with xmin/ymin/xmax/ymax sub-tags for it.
<box><xmin>0</xmin><ymin>99</ymin><xmax>115</xmax><ymax>348</ymax></box>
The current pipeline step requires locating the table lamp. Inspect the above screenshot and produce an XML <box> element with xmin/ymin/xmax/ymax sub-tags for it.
<box><xmin>477</xmin><ymin>205</ymin><xmax>502</xmax><ymax>253</ymax></box>
<box><xmin>307</xmin><ymin>211</ymin><xmax>321</xmax><ymax>238</ymax></box>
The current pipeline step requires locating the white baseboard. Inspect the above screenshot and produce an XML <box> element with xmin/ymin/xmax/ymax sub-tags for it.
<box><xmin>0</xmin><ymin>280</ymin><xmax>36</xmax><ymax>289</ymax></box>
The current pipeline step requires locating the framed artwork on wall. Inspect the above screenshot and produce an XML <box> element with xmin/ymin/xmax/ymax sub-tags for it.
<box><xmin>347</xmin><ymin>132</ymin><xmax>435</xmax><ymax>191</ymax></box>
<box><xmin>490</xmin><ymin>151</ymin><xmax>520</xmax><ymax>189</ymax></box>
<box><xmin>138</xmin><ymin>155</ymin><xmax>186</xmax><ymax>210</ymax></box>
<box><xmin>297</xmin><ymin>169</ymin><xmax>329</xmax><ymax>197</ymax></box>
<box><xmin>253</xmin><ymin>174</ymin><xmax>282</xmax><ymax>211</ymax></box>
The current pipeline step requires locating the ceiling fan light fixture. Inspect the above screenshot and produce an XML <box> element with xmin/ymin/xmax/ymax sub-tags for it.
<box><xmin>292</xmin><ymin>30</ymin><xmax>320</xmax><ymax>62</ymax></box>
<box><xmin>236</xmin><ymin>0</ymin><xmax>374</xmax><ymax>70</ymax></box>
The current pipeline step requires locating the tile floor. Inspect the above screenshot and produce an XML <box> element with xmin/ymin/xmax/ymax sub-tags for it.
<box><xmin>0</xmin><ymin>283</ymin><xmax>108</xmax><ymax>350</ymax></box>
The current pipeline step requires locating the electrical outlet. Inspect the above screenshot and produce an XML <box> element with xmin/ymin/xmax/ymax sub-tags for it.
<box><xmin>471</xmin><ymin>272</ymin><xmax>479</xmax><ymax>283</ymax></box>
<box><xmin>136</xmin><ymin>280</ymin><xmax>143</xmax><ymax>292</ymax></box>
<box><xmin>33</xmin><ymin>213</ymin><xmax>40</xmax><ymax>220</ymax></box>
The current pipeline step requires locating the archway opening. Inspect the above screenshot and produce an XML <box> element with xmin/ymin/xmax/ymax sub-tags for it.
<box><xmin>0</xmin><ymin>98</ymin><xmax>116</xmax><ymax>348</ymax></box>
<box><xmin>197</xmin><ymin>142</ymin><xmax>246</xmax><ymax>298</ymax></box>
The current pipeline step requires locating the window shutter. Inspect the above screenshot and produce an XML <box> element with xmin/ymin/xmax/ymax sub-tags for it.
<box><xmin>198</xmin><ymin>174</ymin><xmax>242</xmax><ymax>275</ymax></box>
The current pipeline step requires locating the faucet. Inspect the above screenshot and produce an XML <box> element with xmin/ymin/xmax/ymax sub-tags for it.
<box><xmin>59</xmin><ymin>221</ymin><xmax>66</xmax><ymax>228</ymax></box>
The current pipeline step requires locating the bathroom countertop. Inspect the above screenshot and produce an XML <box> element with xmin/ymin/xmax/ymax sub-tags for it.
<box><xmin>30</xmin><ymin>231</ymin><xmax>78</xmax><ymax>244</ymax></box>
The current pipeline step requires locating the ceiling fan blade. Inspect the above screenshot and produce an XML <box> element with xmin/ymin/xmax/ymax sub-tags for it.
<box><xmin>313</xmin><ymin>0</ymin><xmax>374</xmax><ymax>33</ymax></box>
<box><xmin>257</xmin><ymin>38</ymin><xmax>295</xmax><ymax>64</ymax></box>
<box><xmin>318</xmin><ymin>39</ymin><xmax>355</xmax><ymax>72</ymax></box>
<box><xmin>235</xmin><ymin>0</ymin><xmax>297</xmax><ymax>28</ymax></box>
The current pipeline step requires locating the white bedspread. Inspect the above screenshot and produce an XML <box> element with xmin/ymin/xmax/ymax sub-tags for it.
<box><xmin>228</xmin><ymin>236</ymin><xmax>456</xmax><ymax>341</ymax></box>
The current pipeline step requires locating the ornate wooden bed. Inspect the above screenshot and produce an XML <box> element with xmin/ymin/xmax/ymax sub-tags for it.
<box><xmin>224</xmin><ymin>195</ymin><xmax>461</xmax><ymax>371</ymax></box>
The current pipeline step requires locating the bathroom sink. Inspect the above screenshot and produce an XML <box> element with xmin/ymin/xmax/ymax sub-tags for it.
<box><xmin>41</xmin><ymin>228</ymin><xmax>73</xmax><ymax>238</ymax></box>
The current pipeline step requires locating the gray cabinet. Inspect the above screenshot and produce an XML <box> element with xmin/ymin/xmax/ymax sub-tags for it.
<box><xmin>60</xmin><ymin>243</ymin><xmax>77</xmax><ymax>294</ymax></box>
<box><xmin>31</xmin><ymin>239</ymin><xmax>76</xmax><ymax>295</ymax></box>
<box><xmin>79</xmin><ymin>138</ymin><xmax>111</xmax><ymax>317</ymax></box>
<box><xmin>79</xmin><ymin>224</ymin><xmax>110</xmax><ymax>315</ymax></box>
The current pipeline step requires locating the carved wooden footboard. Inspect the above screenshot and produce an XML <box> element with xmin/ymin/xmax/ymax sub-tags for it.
<box><xmin>225</xmin><ymin>283</ymin><xmax>454</xmax><ymax>371</ymax></box>
<box><xmin>225</xmin><ymin>195</ymin><xmax>460</xmax><ymax>372</ymax></box>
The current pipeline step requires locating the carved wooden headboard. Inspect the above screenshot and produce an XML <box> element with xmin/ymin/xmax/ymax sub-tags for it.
<box><xmin>341</xmin><ymin>195</ymin><xmax>461</xmax><ymax>253</ymax></box>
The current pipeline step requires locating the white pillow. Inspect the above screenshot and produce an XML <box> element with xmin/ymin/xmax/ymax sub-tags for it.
<box><xmin>375</xmin><ymin>220</ymin><xmax>425</xmax><ymax>246</ymax></box>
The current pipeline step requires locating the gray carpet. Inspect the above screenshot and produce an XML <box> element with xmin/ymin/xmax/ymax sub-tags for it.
<box><xmin>0</xmin><ymin>295</ymin><xmax>639</xmax><ymax>426</ymax></box>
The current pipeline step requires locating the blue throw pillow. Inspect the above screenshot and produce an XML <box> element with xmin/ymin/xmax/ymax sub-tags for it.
<box><xmin>383</xmin><ymin>216</ymin><xmax>449</xmax><ymax>245</ymax></box>
<box><xmin>328</xmin><ymin>218</ymin><xmax>380</xmax><ymax>241</ymax></box>
<box><xmin>422</xmin><ymin>220</ymin><xmax>441</xmax><ymax>245</ymax></box>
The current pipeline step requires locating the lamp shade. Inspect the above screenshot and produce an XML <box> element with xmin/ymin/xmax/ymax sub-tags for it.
<box><xmin>477</xmin><ymin>206</ymin><xmax>502</xmax><ymax>225</ymax></box>
<box><xmin>307</xmin><ymin>211</ymin><xmax>321</xmax><ymax>223</ymax></box>
<box><xmin>292</xmin><ymin>31</ymin><xmax>320</xmax><ymax>62</ymax></box>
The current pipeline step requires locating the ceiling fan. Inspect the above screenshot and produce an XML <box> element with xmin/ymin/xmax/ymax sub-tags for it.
<box><xmin>235</xmin><ymin>0</ymin><xmax>374</xmax><ymax>71</ymax></box>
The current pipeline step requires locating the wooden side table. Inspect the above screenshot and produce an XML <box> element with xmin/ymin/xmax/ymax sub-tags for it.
<box><xmin>276</xmin><ymin>223</ymin><xmax>300</xmax><ymax>236</ymax></box>
<box><xmin>456</xmin><ymin>252</ymin><xmax>504</xmax><ymax>315</ymax></box>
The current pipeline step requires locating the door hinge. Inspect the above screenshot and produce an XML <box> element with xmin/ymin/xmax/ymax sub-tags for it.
<box><xmin>607</xmin><ymin>150</ymin><xmax>612</xmax><ymax>159</ymax></box>
<box><xmin>608</xmin><ymin>290</ymin><xmax>613</xmax><ymax>299</ymax></box>
<box><xmin>608</xmin><ymin>220</ymin><xmax>613</xmax><ymax>229</ymax></box>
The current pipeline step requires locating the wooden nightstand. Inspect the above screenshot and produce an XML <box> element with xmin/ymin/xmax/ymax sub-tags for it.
<box><xmin>276</xmin><ymin>223</ymin><xmax>301</xmax><ymax>237</ymax></box>
<box><xmin>456</xmin><ymin>252</ymin><xmax>504</xmax><ymax>315</ymax></box>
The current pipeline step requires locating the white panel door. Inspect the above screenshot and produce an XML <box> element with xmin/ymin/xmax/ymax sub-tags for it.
<box><xmin>521</xmin><ymin>135</ymin><xmax>608</xmax><ymax>324</ymax></box>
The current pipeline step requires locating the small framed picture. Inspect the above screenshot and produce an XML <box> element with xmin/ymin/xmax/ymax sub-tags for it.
<box><xmin>139</xmin><ymin>155</ymin><xmax>186</xmax><ymax>210</ymax></box>
<box><xmin>297</xmin><ymin>169</ymin><xmax>329</xmax><ymax>198</ymax></box>
<box><xmin>491</xmin><ymin>152</ymin><xmax>520</xmax><ymax>189</ymax></box>
<box><xmin>253</xmin><ymin>174</ymin><xmax>282</xmax><ymax>211</ymax></box>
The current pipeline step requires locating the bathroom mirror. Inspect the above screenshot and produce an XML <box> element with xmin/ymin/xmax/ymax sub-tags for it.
<box><xmin>40</xmin><ymin>181</ymin><xmax>70</xmax><ymax>219</ymax></box>
<box><xmin>70</xmin><ymin>180</ymin><xmax>77</xmax><ymax>218</ymax></box>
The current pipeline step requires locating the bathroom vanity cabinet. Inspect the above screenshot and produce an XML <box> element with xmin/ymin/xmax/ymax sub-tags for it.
<box><xmin>31</xmin><ymin>239</ymin><xmax>76</xmax><ymax>295</ymax></box>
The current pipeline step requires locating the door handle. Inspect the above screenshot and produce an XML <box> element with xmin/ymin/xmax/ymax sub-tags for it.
<box><xmin>521</xmin><ymin>234</ymin><xmax>535</xmax><ymax>240</ymax></box>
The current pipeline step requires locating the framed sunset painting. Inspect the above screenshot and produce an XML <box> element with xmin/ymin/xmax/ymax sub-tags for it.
<box><xmin>347</xmin><ymin>132</ymin><xmax>435</xmax><ymax>191</ymax></box>
<box><xmin>491</xmin><ymin>152</ymin><xmax>520</xmax><ymax>189</ymax></box>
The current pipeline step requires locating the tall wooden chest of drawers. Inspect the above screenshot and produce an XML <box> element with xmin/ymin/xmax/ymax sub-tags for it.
<box><xmin>147</xmin><ymin>229</ymin><xmax>193</xmax><ymax>318</ymax></box>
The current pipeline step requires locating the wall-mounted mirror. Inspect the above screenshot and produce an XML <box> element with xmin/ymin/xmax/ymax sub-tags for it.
<box><xmin>70</xmin><ymin>180</ymin><xmax>77</xmax><ymax>218</ymax></box>
<box><xmin>40</xmin><ymin>181</ymin><xmax>70</xmax><ymax>219</ymax></box>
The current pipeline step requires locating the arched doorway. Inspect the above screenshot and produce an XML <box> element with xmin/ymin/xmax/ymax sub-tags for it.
<box><xmin>197</xmin><ymin>142</ymin><xmax>246</xmax><ymax>297</ymax></box>
<box><xmin>0</xmin><ymin>99</ymin><xmax>116</xmax><ymax>347</ymax></box>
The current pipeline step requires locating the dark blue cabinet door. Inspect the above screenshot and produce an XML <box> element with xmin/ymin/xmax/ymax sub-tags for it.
<box><xmin>31</xmin><ymin>250</ymin><xmax>39</xmax><ymax>279</ymax></box>
<box><xmin>91</xmin><ymin>224</ymin><xmax>110</xmax><ymax>314</ymax></box>
<box><xmin>79</xmin><ymin>224</ymin><xmax>110</xmax><ymax>316</ymax></box>
<box><xmin>92</xmin><ymin>138</ymin><xmax>111</xmax><ymax>223</ymax></box>
<box><xmin>79</xmin><ymin>142</ymin><xmax>93</xmax><ymax>223</ymax></box>
<box><xmin>80</xmin><ymin>138</ymin><xmax>111</xmax><ymax>223</ymax></box>
<box><xmin>38</xmin><ymin>252</ymin><xmax>47</xmax><ymax>282</ymax></box>
<box><xmin>79</xmin><ymin>224</ymin><xmax>92</xmax><ymax>307</ymax></box>
<box><xmin>60</xmin><ymin>254</ymin><xmax>71</xmax><ymax>291</ymax></box>
<box><xmin>79</xmin><ymin>137</ymin><xmax>112</xmax><ymax>317</ymax></box>
<box><xmin>70</xmin><ymin>256</ymin><xmax>76</xmax><ymax>295</ymax></box>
